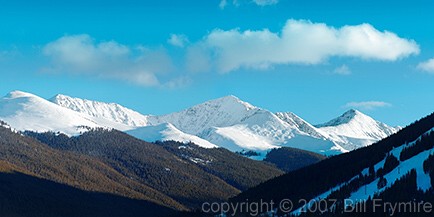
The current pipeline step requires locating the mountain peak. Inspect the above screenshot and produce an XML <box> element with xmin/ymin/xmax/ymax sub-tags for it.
<box><xmin>340</xmin><ymin>109</ymin><xmax>365</xmax><ymax>121</ymax></box>
<box><xmin>221</xmin><ymin>95</ymin><xmax>239</xmax><ymax>100</ymax></box>
<box><xmin>50</xmin><ymin>93</ymin><xmax>69</xmax><ymax>101</ymax></box>
<box><xmin>317</xmin><ymin>109</ymin><xmax>367</xmax><ymax>127</ymax></box>
<box><xmin>149</xmin><ymin>95</ymin><xmax>261</xmax><ymax>136</ymax></box>
<box><xmin>343</xmin><ymin>109</ymin><xmax>362</xmax><ymax>116</ymax></box>
<box><xmin>206</xmin><ymin>95</ymin><xmax>256</xmax><ymax>111</ymax></box>
<box><xmin>316</xmin><ymin>109</ymin><xmax>398</xmax><ymax>142</ymax></box>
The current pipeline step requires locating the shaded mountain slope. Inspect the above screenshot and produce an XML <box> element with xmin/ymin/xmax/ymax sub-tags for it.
<box><xmin>0</xmin><ymin>168</ymin><xmax>173</xmax><ymax>217</ymax></box>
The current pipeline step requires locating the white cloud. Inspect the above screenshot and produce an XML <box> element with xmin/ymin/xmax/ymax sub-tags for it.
<box><xmin>167</xmin><ymin>34</ymin><xmax>189</xmax><ymax>48</ymax></box>
<box><xmin>344</xmin><ymin>101</ymin><xmax>392</xmax><ymax>110</ymax></box>
<box><xmin>417</xmin><ymin>58</ymin><xmax>434</xmax><ymax>73</ymax></box>
<box><xmin>219</xmin><ymin>0</ymin><xmax>276</xmax><ymax>9</ymax></box>
<box><xmin>43</xmin><ymin>34</ymin><xmax>177</xmax><ymax>87</ymax></box>
<box><xmin>219</xmin><ymin>0</ymin><xmax>228</xmax><ymax>9</ymax></box>
<box><xmin>192</xmin><ymin>19</ymin><xmax>419</xmax><ymax>73</ymax></box>
<box><xmin>333</xmin><ymin>64</ymin><xmax>351</xmax><ymax>75</ymax></box>
<box><xmin>42</xmin><ymin>20</ymin><xmax>421</xmax><ymax>87</ymax></box>
<box><xmin>253</xmin><ymin>0</ymin><xmax>278</xmax><ymax>6</ymax></box>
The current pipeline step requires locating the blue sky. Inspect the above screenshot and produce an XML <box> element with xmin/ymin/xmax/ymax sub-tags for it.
<box><xmin>1</xmin><ymin>0</ymin><xmax>434</xmax><ymax>126</ymax></box>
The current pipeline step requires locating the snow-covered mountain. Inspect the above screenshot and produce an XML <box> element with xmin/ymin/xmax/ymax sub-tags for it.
<box><xmin>159</xmin><ymin>96</ymin><xmax>397</xmax><ymax>156</ymax></box>
<box><xmin>151</xmin><ymin>96</ymin><xmax>343</xmax><ymax>156</ymax></box>
<box><xmin>51</xmin><ymin>94</ymin><xmax>341</xmax><ymax>155</ymax></box>
<box><xmin>51</xmin><ymin>94</ymin><xmax>151</xmax><ymax>127</ymax></box>
<box><xmin>0</xmin><ymin>91</ymin><xmax>130</xmax><ymax>135</ymax></box>
<box><xmin>50</xmin><ymin>93</ymin><xmax>218</xmax><ymax>148</ymax></box>
<box><xmin>315</xmin><ymin>109</ymin><xmax>400</xmax><ymax>151</ymax></box>
<box><xmin>126</xmin><ymin>123</ymin><xmax>217</xmax><ymax>149</ymax></box>
<box><xmin>316</xmin><ymin>109</ymin><xmax>399</xmax><ymax>139</ymax></box>
<box><xmin>2</xmin><ymin>91</ymin><xmax>400</xmax><ymax>158</ymax></box>
<box><xmin>149</xmin><ymin>95</ymin><xmax>259</xmax><ymax>135</ymax></box>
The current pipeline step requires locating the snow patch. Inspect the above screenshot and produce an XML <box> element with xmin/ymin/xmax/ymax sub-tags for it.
<box><xmin>126</xmin><ymin>123</ymin><xmax>218</xmax><ymax>148</ymax></box>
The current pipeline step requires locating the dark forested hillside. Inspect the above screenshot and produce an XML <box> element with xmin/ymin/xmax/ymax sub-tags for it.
<box><xmin>0</xmin><ymin>168</ymin><xmax>173</xmax><ymax>217</ymax></box>
<box><xmin>0</xmin><ymin>125</ymin><xmax>178</xmax><ymax>217</ymax></box>
<box><xmin>159</xmin><ymin>141</ymin><xmax>284</xmax><ymax>190</ymax></box>
<box><xmin>0</xmin><ymin>121</ymin><xmax>284</xmax><ymax>216</ymax></box>
<box><xmin>25</xmin><ymin>129</ymin><xmax>238</xmax><ymax>209</ymax></box>
<box><xmin>25</xmin><ymin>129</ymin><xmax>283</xmax><ymax>209</ymax></box>
<box><xmin>263</xmin><ymin>147</ymin><xmax>326</xmax><ymax>172</ymax></box>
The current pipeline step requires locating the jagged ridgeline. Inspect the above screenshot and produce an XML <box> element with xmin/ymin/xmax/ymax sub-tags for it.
<box><xmin>229</xmin><ymin>112</ymin><xmax>434</xmax><ymax>216</ymax></box>
<box><xmin>1</xmin><ymin>91</ymin><xmax>399</xmax><ymax>159</ymax></box>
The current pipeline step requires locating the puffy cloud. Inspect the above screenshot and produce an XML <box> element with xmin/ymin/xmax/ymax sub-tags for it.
<box><xmin>344</xmin><ymin>101</ymin><xmax>392</xmax><ymax>110</ymax></box>
<box><xmin>193</xmin><ymin>19</ymin><xmax>419</xmax><ymax>73</ymax></box>
<box><xmin>42</xmin><ymin>20</ymin><xmax>421</xmax><ymax>87</ymax></box>
<box><xmin>253</xmin><ymin>0</ymin><xmax>278</xmax><ymax>6</ymax></box>
<box><xmin>43</xmin><ymin>34</ymin><xmax>177</xmax><ymax>87</ymax></box>
<box><xmin>333</xmin><ymin>64</ymin><xmax>351</xmax><ymax>75</ymax></box>
<box><xmin>417</xmin><ymin>58</ymin><xmax>434</xmax><ymax>73</ymax></box>
<box><xmin>167</xmin><ymin>34</ymin><xmax>189</xmax><ymax>48</ymax></box>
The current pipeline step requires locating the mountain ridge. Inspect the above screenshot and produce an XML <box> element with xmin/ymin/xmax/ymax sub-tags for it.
<box><xmin>1</xmin><ymin>90</ymin><xmax>399</xmax><ymax>157</ymax></box>
<box><xmin>50</xmin><ymin>94</ymin><xmax>151</xmax><ymax>127</ymax></box>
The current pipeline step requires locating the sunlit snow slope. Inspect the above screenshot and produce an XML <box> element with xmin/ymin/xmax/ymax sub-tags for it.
<box><xmin>126</xmin><ymin>123</ymin><xmax>217</xmax><ymax>149</ymax></box>
<box><xmin>315</xmin><ymin>109</ymin><xmax>400</xmax><ymax>151</ymax></box>
<box><xmin>0</xmin><ymin>91</ymin><xmax>103</xmax><ymax>135</ymax></box>
<box><xmin>51</xmin><ymin>94</ymin><xmax>151</xmax><ymax>127</ymax></box>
